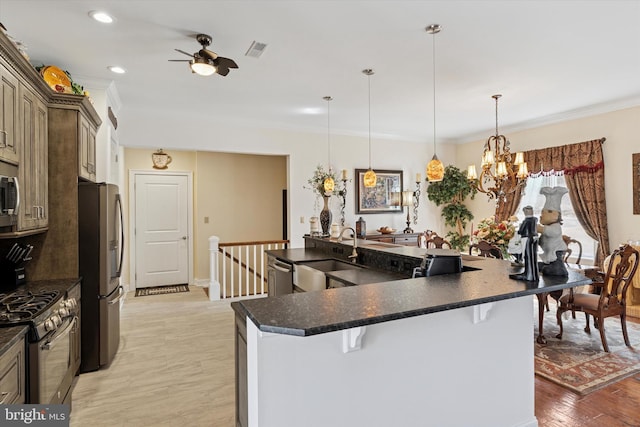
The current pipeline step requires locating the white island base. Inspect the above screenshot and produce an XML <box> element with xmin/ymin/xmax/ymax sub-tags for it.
<box><xmin>245</xmin><ymin>296</ymin><xmax>537</xmax><ymax>427</ymax></box>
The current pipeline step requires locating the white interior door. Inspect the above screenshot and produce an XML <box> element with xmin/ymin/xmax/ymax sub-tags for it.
<box><xmin>134</xmin><ymin>173</ymin><xmax>189</xmax><ymax>288</ymax></box>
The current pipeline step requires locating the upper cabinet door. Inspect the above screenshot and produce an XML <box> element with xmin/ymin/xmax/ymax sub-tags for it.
<box><xmin>17</xmin><ymin>83</ymin><xmax>48</xmax><ymax>231</ymax></box>
<box><xmin>0</xmin><ymin>60</ymin><xmax>20</xmax><ymax>164</ymax></box>
<box><xmin>79</xmin><ymin>113</ymin><xmax>97</xmax><ymax>182</ymax></box>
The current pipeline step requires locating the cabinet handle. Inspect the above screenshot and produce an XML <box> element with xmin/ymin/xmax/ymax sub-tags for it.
<box><xmin>0</xmin><ymin>130</ymin><xmax>6</xmax><ymax>148</ymax></box>
<box><xmin>0</xmin><ymin>391</ymin><xmax>9</xmax><ymax>404</ymax></box>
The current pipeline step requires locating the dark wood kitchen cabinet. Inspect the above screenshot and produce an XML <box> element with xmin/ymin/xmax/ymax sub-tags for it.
<box><xmin>78</xmin><ymin>113</ymin><xmax>97</xmax><ymax>182</ymax></box>
<box><xmin>0</xmin><ymin>58</ymin><xmax>19</xmax><ymax>164</ymax></box>
<box><xmin>0</xmin><ymin>29</ymin><xmax>52</xmax><ymax>236</ymax></box>
<box><xmin>28</xmin><ymin>94</ymin><xmax>101</xmax><ymax>281</ymax></box>
<box><xmin>48</xmin><ymin>93</ymin><xmax>101</xmax><ymax>184</ymax></box>
<box><xmin>17</xmin><ymin>82</ymin><xmax>48</xmax><ymax>231</ymax></box>
<box><xmin>0</xmin><ymin>329</ymin><xmax>27</xmax><ymax>405</ymax></box>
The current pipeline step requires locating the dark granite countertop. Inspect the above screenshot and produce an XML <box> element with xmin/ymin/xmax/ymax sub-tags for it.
<box><xmin>0</xmin><ymin>325</ymin><xmax>28</xmax><ymax>356</ymax></box>
<box><xmin>232</xmin><ymin>255</ymin><xmax>591</xmax><ymax>337</ymax></box>
<box><xmin>266</xmin><ymin>248</ymin><xmax>334</xmax><ymax>264</ymax></box>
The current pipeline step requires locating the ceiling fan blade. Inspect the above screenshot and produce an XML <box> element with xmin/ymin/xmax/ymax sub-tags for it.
<box><xmin>216</xmin><ymin>66</ymin><xmax>230</xmax><ymax>77</ymax></box>
<box><xmin>174</xmin><ymin>49</ymin><xmax>194</xmax><ymax>58</ymax></box>
<box><xmin>199</xmin><ymin>48</ymin><xmax>218</xmax><ymax>61</ymax></box>
<box><xmin>168</xmin><ymin>59</ymin><xmax>191</xmax><ymax>62</ymax></box>
<box><xmin>215</xmin><ymin>57</ymin><xmax>238</xmax><ymax>69</ymax></box>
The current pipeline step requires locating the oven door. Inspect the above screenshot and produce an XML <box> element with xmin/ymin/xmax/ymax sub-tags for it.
<box><xmin>30</xmin><ymin>316</ymin><xmax>77</xmax><ymax>404</ymax></box>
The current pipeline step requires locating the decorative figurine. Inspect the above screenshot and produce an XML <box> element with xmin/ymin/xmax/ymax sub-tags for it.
<box><xmin>537</xmin><ymin>186</ymin><xmax>569</xmax><ymax>276</ymax></box>
<box><xmin>508</xmin><ymin>233</ymin><xmax>523</xmax><ymax>266</ymax></box>
<box><xmin>509</xmin><ymin>205</ymin><xmax>540</xmax><ymax>282</ymax></box>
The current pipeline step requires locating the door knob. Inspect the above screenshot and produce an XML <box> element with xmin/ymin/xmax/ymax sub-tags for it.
<box><xmin>182</xmin><ymin>236</ymin><xmax>187</xmax><ymax>240</ymax></box>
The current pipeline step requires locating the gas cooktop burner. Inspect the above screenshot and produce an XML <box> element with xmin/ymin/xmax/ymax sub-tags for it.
<box><xmin>0</xmin><ymin>290</ymin><xmax>60</xmax><ymax>323</ymax></box>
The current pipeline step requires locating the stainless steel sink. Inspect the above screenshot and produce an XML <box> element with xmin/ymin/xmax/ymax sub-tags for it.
<box><xmin>294</xmin><ymin>259</ymin><xmax>364</xmax><ymax>292</ymax></box>
<box><xmin>299</xmin><ymin>259</ymin><xmax>363</xmax><ymax>272</ymax></box>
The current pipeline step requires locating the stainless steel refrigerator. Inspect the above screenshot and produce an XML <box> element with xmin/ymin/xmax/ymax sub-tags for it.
<box><xmin>78</xmin><ymin>182</ymin><xmax>125</xmax><ymax>373</ymax></box>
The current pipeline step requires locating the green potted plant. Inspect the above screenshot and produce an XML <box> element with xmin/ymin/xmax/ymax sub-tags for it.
<box><xmin>426</xmin><ymin>165</ymin><xmax>477</xmax><ymax>250</ymax></box>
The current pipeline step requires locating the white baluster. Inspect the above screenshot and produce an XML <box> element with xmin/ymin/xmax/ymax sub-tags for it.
<box><xmin>208</xmin><ymin>236</ymin><xmax>221</xmax><ymax>301</ymax></box>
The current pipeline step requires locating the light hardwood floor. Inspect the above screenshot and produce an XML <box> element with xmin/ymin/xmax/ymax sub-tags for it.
<box><xmin>70</xmin><ymin>288</ymin><xmax>236</xmax><ymax>427</ymax></box>
<box><xmin>70</xmin><ymin>288</ymin><xmax>640</xmax><ymax>427</ymax></box>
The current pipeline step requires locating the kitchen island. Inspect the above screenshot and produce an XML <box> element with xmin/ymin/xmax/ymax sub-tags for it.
<box><xmin>232</xmin><ymin>239</ymin><xmax>591</xmax><ymax>427</ymax></box>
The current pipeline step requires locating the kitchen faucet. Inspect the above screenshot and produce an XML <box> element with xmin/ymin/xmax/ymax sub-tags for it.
<box><xmin>338</xmin><ymin>227</ymin><xmax>359</xmax><ymax>263</ymax></box>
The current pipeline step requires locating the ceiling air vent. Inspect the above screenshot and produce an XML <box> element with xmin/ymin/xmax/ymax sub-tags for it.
<box><xmin>245</xmin><ymin>41</ymin><xmax>267</xmax><ymax>58</ymax></box>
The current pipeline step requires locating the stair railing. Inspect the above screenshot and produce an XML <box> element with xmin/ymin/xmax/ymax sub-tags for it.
<box><xmin>208</xmin><ymin>236</ymin><xmax>289</xmax><ymax>300</ymax></box>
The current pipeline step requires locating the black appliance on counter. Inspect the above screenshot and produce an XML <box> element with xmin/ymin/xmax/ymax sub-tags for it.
<box><xmin>78</xmin><ymin>182</ymin><xmax>124</xmax><ymax>373</ymax></box>
<box><xmin>0</xmin><ymin>280</ymin><xmax>80</xmax><ymax>404</ymax></box>
<box><xmin>414</xmin><ymin>248</ymin><xmax>463</xmax><ymax>277</ymax></box>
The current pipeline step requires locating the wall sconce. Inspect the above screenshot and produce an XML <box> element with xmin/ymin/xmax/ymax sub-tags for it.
<box><xmin>338</xmin><ymin>169</ymin><xmax>350</xmax><ymax>226</ymax></box>
<box><xmin>413</xmin><ymin>174</ymin><xmax>421</xmax><ymax>225</ymax></box>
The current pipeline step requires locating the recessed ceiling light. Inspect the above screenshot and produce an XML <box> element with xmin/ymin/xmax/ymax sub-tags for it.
<box><xmin>108</xmin><ymin>66</ymin><xmax>126</xmax><ymax>74</ymax></box>
<box><xmin>89</xmin><ymin>11</ymin><xmax>114</xmax><ymax>24</ymax></box>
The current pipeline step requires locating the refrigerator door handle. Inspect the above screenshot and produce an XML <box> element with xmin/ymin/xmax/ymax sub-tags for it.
<box><xmin>107</xmin><ymin>286</ymin><xmax>125</xmax><ymax>305</ymax></box>
<box><xmin>116</xmin><ymin>193</ymin><xmax>125</xmax><ymax>278</ymax></box>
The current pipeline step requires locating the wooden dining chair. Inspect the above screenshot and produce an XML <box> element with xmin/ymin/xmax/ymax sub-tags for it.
<box><xmin>562</xmin><ymin>235</ymin><xmax>583</xmax><ymax>264</ymax></box>
<box><xmin>555</xmin><ymin>244</ymin><xmax>640</xmax><ymax>352</ymax></box>
<box><xmin>425</xmin><ymin>235</ymin><xmax>452</xmax><ymax>249</ymax></box>
<box><xmin>468</xmin><ymin>240</ymin><xmax>503</xmax><ymax>259</ymax></box>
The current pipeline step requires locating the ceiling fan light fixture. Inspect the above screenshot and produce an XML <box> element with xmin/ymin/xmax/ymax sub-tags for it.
<box><xmin>190</xmin><ymin>57</ymin><xmax>217</xmax><ymax>76</ymax></box>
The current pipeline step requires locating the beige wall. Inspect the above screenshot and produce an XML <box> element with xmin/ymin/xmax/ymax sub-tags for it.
<box><xmin>122</xmin><ymin>148</ymin><xmax>286</xmax><ymax>285</ymax></box>
<box><xmin>195</xmin><ymin>151</ymin><xmax>287</xmax><ymax>279</ymax></box>
<box><xmin>456</xmin><ymin>106</ymin><xmax>640</xmax><ymax>253</ymax></box>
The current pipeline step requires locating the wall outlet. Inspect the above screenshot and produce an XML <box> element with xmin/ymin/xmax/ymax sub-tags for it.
<box><xmin>300</xmin><ymin>216</ymin><xmax>305</xmax><ymax>224</ymax></box>
<box><xmin>204</xmin><ymin>216</ymin><xmax>209</xmax><ymax>224</ymax></box>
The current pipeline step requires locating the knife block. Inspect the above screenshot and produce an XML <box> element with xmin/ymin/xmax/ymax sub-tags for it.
<box><xmin>0</xmin><ymin>263</ymin><xmax>25</xmax><ymax>288</ymax></box>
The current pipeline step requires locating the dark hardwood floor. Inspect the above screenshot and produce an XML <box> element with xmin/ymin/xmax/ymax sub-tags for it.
<box><xmin>535</xmin><ymin>316</ymin><xmax>640</xmax><ymax>427</ymax></box>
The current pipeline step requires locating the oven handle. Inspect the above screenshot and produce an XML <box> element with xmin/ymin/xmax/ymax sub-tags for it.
<box><xmin>42</xmin><ymin>316</ymin><xmax>77</xmax><ymax>351</ymax></box>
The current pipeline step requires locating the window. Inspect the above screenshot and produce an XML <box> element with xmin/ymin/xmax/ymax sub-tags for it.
<box><xmin>516</xmin><ymin>174</ymin><xmax>597</xmax><ymax>264</ymax></box>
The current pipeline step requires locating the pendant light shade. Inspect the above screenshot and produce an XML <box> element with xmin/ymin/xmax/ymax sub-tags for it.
<box><xmin>363</xmin><ymin>69</ymin><xmax>377</xmax><ymax>188</ymax></box>
<box><xmin>322</xmin><ymin>96</ymin><xmax>335</xmax><ymax>194</ymax></box>
<box><xmin>426</xmin><ymin>24</ymin><xmax>444</xmax><ymax>183</ymax></box>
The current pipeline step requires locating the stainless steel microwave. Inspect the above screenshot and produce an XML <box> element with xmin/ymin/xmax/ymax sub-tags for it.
<box><xmin>0</xmin><ymin>175</ymin><xmax>19</xmax><ymax>227</ymax></box>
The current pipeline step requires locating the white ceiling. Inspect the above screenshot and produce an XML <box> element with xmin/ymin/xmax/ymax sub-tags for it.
<box><xmin>2</xmin><ymin>0</ymin><xmax>639</xmax><ymax>145</ymax></box>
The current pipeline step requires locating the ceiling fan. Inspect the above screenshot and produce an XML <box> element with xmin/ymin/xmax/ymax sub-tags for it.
<box><xmin>169</xmin><ymin>34</ymin><xmax>238</xmax><ymax>77</ymax></box>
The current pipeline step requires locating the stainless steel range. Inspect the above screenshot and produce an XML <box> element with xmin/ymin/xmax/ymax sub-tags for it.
<box><xmin>0</xmin><ymin>282</ymin><xmax>80</xmax><ymax>404</ymax></box>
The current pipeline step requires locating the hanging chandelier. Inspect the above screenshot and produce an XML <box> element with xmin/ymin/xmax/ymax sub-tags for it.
<box><xmin>426</xmin><ymin>24</ymin><xmax>444</xmax><ymax>182</ymax></box>
<box><xmin>362</xmin><ymin>69</ymin><xmax>377</xmax><ymax>188</ymax></box>
<box><xmin>322</xmin><ymin>96</ymin><xmax>335</xmax><ymax>194</ymax></box>
<box><xmin>467</xmin><ymin>94</ymin><xmax>528</xmax><ymax>204</ymax></box>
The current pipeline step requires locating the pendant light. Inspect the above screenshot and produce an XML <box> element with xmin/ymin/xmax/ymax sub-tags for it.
<box><xmin>322</xmin><ymin>96</ymin><xmax>335</xmax><ymax>194</ymax></box>
<box><xmin>426</xmin><ymin>24</ymin><xmax>444</xmax><ymax>183</ymax></box>
<box><xmin>363</xmin><ymin>69</ymin><xmax>377</xmax><ymax>187</ymax></box>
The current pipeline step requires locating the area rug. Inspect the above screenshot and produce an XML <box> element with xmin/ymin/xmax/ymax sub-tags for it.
<box><xmin>534</xmin><ymin>300</ymin><xmax>640</xmax><ymax>395</ymax></box>
<box><xmin>135</xmin><ymin>284</ymin><xmax>189</xmax><ymax>297</ymax></box>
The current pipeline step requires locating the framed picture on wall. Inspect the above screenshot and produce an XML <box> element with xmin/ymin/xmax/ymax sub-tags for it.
<box><xmin>355</xmin><ymin>169</ymin><xmax>403</xmax><ymax>214</ymax></box>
